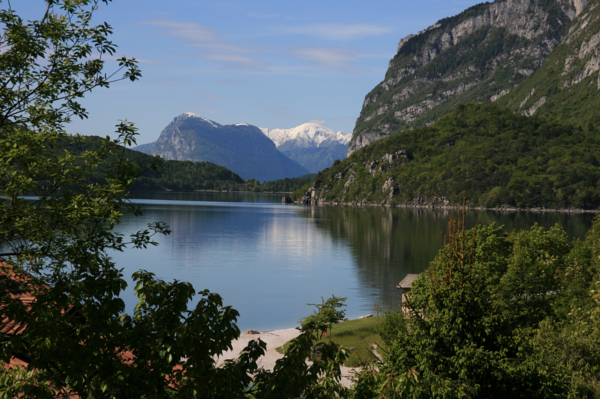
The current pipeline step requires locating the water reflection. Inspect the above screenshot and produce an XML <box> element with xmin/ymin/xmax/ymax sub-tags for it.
<box><xmin>302</xmin><ymin>206</ymin><xmax>594</xmax><ymax>311</ymax></box>
<box><xmin>131</xmin><ymin>191</ymin><xmax>282</xmax><ymax>203</ymax></box>
<box><xmin>116</xmin><ymin>201</ymin><xmax>361</xmax><ymax>330</ymax></box>
<box><xmin>113</xmin><ymin>197</ymin><xmax>594</xmax><ymax>330</ymax></box>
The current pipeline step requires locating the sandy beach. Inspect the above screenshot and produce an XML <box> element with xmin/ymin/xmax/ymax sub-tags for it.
<box><xmin>216</xmin><ymin>327</ymin><xmax>359</xmax><ymax>387</ymax></box>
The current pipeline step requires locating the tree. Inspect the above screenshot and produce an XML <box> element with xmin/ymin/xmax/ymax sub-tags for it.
<box><xmin>352</xmin><ymin>219</ymin><xmax>599</xmax><ymax>398</ymax></box>
<box><xmin>253</xmin><ymin>297</ymin><xmax>349</xmax><ymax>398</ymax></box>
<box><xmin>0</xmin><ymin>0</ymin><xmax>140</xmax><ymax>132</ymax></box>
<box><xmin>0</xmin><ymin>1</ymin><xmax>347</xmax><ymax>397</ymax></box>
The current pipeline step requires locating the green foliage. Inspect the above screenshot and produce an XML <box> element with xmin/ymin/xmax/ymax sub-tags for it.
<box><xmin>61</xmin><ymin>134</ymin><xmax>313</xmax><ymax>194</ymax></box>
<box><xmin>253</xmin><ymin>296</ymin><xmax>349</xmax><ymax>398</ymax></box>
<box><xmin>245</xmin><ymin>174</ymin><xmax>316</xmax><ymax>194</ymax></box>
<box><xmin>0</xmin><ymin>0</ymin><xmax>140</xmax><ymax>131</ymax></box>
<box><xmin>280</xmin><ymin>315</ymin><xmax>385</xmax><ymax>368</ymax></box>
<box><xmin>133</xmin><ymin>157</ymin><xmax>244</xmax><ymax>192</ymax></box>
<box><xmin>57</xmin><ymin>134</ymin><xmax>244</xmax><ymax>193</ymax></box>
<box><xmin>318</xmin><ymin>316</ymin><xmax>384</xmax><ymax>367</ymax></box>
<box><xmin>352</xmin><ymin>218</ymin><xmax>600</xmax><ymax>398</ymax></box>
<box><xmin>0</xmin><ymin>1</ymin><xmax>348</xmax><ymax>397</ymax></box>
<box><xmin>312</xmin><ymin>103</ymin><xmax>599</xmax><ymax>209</ymax></box>
<box><xmin>0</xmin><ymin>366</ymin><xmax>54</xmax><ymax>398</ymax></box>
<box><xmin>526</xmin><ymin>217</ymin><xmax>600</xmax><ymax>397</ymax></box>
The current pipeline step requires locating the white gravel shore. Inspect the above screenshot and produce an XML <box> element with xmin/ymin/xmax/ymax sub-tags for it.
<box><xmin>216</xmin><ymin>327</ymin><xmax>360</xmax><ymax>387</ymax></box>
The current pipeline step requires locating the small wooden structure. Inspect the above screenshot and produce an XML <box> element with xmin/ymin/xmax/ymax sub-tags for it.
<box><xmin>396</xmin><ymin>273</ymin><xmax>419</xmax><ymax>290</ymax></box>
<box><xmin>396</xmin><ymin>273</ymin><xmax>420</xmax><ymax>314</ymax></box>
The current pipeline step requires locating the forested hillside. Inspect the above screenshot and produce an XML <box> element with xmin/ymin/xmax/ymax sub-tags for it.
<box><xmin>65</xmin><ymin>135</ymin><xmax>245</xmax><ymax>192</ymax></box>
<box><xmin>66</xmin><ymin>135</ymin><xmax>312</xmax><ymax>194</ymax></box>
<box><xmin>305</xmin><ymin>0</ymin><xmax>599</xmax><ymax>210</ymax></box>
<box><xmin>304</xmin><ymin>104</ymin><xmax>598</xmax><ymax>210</ymax></box>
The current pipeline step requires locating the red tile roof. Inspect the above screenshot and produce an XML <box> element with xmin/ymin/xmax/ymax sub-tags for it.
<box><xmin>0</xmin><ymin>260</ymin><xmax>39</xmax><ymax>338</ymax></box>
<box><xmin>0</xmin><ymin>260</ymin><xmax>183</xmax><ymax>394</ymax></box>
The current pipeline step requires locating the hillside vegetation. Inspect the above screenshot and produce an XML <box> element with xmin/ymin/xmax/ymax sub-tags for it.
<box><xmin>332</xmin><ymin>0</ymin><xmax>599</xmax><ymax>211</ymax></box>
<box><xmin>305</xmin><ymin>104</ymin><xmax>598</xmax><ymax>210</ymax></box>
<box><xmin>65</xmin><ymin>135</ymin><xmax>245</xmax><ymax>192</ymax></box>
<box><xmin>66</xmin><ymin>135</ymin><xmax>313</xmax><ymax>194</ymax></box>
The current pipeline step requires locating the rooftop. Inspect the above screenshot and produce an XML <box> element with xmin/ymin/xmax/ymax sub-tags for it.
<box><xmin>396</xmin><ymin>273</ymin><xmax>420</xmax><ymax>289</ymax></box>
<box><xmin>0</xmin><ymin>260</ymin><xmax>37</xmax><ymax>337</ymax></box>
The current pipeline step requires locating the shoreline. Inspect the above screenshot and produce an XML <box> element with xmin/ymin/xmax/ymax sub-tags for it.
<box><xmin>13</xmin><ymin>192</ymin><xmax>599</xmax><ymax>214</ymax></box>
<box><xmin>218</xmin><ymin>322</ymin><xmax>365</xmax><ymax>387</ymax></box>
<box><xmin>130</xmin><ymin>189</ymin><xmax>294</xmax><ymax>196</ymax></box>
<box><xmin>297</xmin><ymin>200</ymin><xmax>599</xmax><ymax>214</ymax></box>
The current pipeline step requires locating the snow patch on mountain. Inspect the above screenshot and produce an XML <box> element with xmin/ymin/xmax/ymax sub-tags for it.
<box><xmin>176</xmin><ymin>112</ymin><xmax>220</xmax><ymax>128</ymax></box>
<box><xmin>261</xmin><ymin>121</ymin><xmax>351</xmax><ymax>148</ymax></box>
<box><xmin>260</xmin><ymin>121</ymin><xmax>351</xmax><ymax>173</ymax></box>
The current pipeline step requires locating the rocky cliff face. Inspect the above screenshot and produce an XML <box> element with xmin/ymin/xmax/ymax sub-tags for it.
<box><xmin>349</xmin><ymin>0</ymin><xmax>586</xmax><ymax>153</ymax></box>
<box><xmin>498</xmin><ymin>0</ymin><xmax>599</xmax><ymax>126</ymax></box>
<box><xmin>136</xmin><ymin>113</ymin><xmax>309</xmax><ymax>181</ymax></box>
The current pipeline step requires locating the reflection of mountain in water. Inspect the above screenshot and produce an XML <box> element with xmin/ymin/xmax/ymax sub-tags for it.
<box><xmin>115</xmin><ymin>203</ymin><xmax>360</xmax><ymax>329</ymax></box>
<box><xmin>304</xmin><ymin>206</ymin><xmax>594</xmax><ymax>311</ymax></box>
<box><xmin>115</xmin><ymin>200</ymin><xmax>594</xmax><ymax>327</ymax></box>
<box><xmin>123</xmin><ymin>204</ymin><xmax>284</xmax><ymax>262</ymax></box>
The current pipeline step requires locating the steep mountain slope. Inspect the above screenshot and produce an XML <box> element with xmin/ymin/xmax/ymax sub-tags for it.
<box><xmin>261</xmin><ymin>122</ymin><xmax>351</xmax><ymax>173</ymax></box>
<box><xmin>136</xmin><ymin>113</ymin><xmax>308</xmax><ymax>181</ymax></box>
<box><xmin>498</xmin><ymin>0</ymin><xmax>599</xmax><ymax>128</ymax></box>
<box><xmin>349</xmin><ymin>0</ymin><xmax>584</xmax><ymax>153</ymax></box>
<box><xmin>304</xmin><ymin>104</ymin><xmax>598</xmax><ymax>209</ymax></box>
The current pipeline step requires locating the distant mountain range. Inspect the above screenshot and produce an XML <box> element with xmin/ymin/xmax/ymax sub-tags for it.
<box><xmin>136</xmin><ymin>113</ymin><xmax>309</xmax><ymax>181</ymax></box>
<box><xmin>261</xmin><ymin>122</ymin><xmax>351</xmax><ymax>173</ymax></box>
<box><xmin>62</xmin><ymin>134</ymin><xmax>315</xmax><ymax>194</ymax></box>
<box><xmin>136</xmin><ymin>114</ymin><xmax>350</xmax><ymax>180</ymax></box>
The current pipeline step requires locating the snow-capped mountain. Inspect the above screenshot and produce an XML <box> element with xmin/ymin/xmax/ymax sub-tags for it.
<box><xmin>261</xmin><ymin>122</ymin><xmax>351</xmax><ymax>173</ymax></box>
<box><xmin>135</xmin><ymin>113</ymin><xmax>308</xmax><ymax>181</ymax></box>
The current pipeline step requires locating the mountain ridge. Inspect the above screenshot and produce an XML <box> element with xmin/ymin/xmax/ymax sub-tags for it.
<box><xmin>497</xmin><ymin>0</ymin><xmax>599</xmax><ymax>128</ymax></box>
<box><xmin>349</xmin><ymin>0</ymin><xmax>587</xmax><ymax>153</ymax></box>
<box><xmin>136</xmin><ymin>113</ymin><xmax>309</xmax><ymax>182</ymax></box>
<box><xmin>262</xmin><ymin>122</ymin><xmax>351</xmax><ymax>148</ymax></box>
<box><xmin>301</xmin><ymin>0</ymin><xmax>599</xmax><ymax>210</ymax></box>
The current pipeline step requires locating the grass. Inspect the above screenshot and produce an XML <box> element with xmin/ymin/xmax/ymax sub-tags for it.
<box><xmin>278</xmin><ymin>316</ymin><xmax>385</xmax><ymax>367</ymax></box>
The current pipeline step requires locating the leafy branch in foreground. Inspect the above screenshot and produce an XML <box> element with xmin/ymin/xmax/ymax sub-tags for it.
<box><xmin>252</xmin><ymin>296</ymin><xmax>349</xmax><ymax>398</ymax></box>
<box><xmin>0</xmin><ymin>0</ymin><xmax>349</xmax><ymax>397</ymax></box>
<box><xmin>0</xmin><ymin>0</ymin><xmax>140</xmax><ymax>132</ymax></box>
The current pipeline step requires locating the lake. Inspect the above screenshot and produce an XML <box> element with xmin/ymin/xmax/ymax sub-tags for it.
<box><xmin>113</xmin><ymin>192</ymin><xmax>594</xmax><ymax>330</ymax></box>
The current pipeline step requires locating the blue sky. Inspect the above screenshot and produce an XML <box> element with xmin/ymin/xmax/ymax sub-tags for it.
<box><xmin>22</xmin><ymin>0</ymin><xmax>482</xmax><ymax>144</ymax></box>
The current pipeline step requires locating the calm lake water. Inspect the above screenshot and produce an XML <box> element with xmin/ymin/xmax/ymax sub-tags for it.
<box><xmin>113</xmin><ymin>192</ymin><xmax>594</xmax><ymax>330</ymax></box>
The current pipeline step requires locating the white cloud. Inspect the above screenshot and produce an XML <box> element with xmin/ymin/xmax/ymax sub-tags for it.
<box><xmin>287</xmin><ymin>23</ymin><xmax>392</xmax><ymax>40</ymax></box>
<box><xmin>293</xmin><ymin>48</ymin><xmax>355</xmax><ymax>66</ymax></box>
<box><xmin>147</xmin><ymin>19</ymin><xmax>255</xmax><ymax>67</ymax></box>
<box><xmin>206</xmin><ymin>53</ymin><xmax>256</xmax><ymax>66</ymax></box>
<box><xmin>147</xmin><ymin>20</ymin><xmax>383</xmax><ymax>72</ymax></box>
